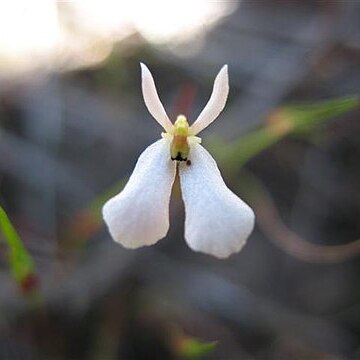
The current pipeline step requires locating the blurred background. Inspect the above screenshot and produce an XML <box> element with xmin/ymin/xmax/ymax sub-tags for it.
<box><xmin>0</xmin><ymin>1</ymin><xmax>359</xmax><ymax>359</ymax></box>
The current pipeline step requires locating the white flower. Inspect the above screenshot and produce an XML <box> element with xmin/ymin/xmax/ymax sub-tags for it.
<box><xmin>102</xmin><ymin>63</ymin><xmax>255</xmax><ymax>258</ymax></box>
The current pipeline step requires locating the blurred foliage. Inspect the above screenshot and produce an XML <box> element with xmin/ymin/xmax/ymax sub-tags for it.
<box><xmin>238</xmin><ymin>169</ymin><xmax>360</xmax><ymax>263</ymax></box>
<box><xmin>176</xmin><ymin>336</ymin><xmax>217</xmax><ymax>360</ymax></box>
<box><xmin>210</xmin><ymin>96</ymin><xmax>359</xmax><ymax>171</ymax></box>
<box><xmin>0</xmin><ymin>206</ymin><xmax>40</xmax><ymax>300</ymax></box>
<box><xmin>63</xmin><ymin>180</ymin><xmax>127</xmax><ymax>252</ymax></box>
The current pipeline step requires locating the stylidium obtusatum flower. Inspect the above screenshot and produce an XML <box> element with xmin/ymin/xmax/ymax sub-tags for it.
<box><xmin>102</xmin><ymin>63</ymin><xmax>255</xmax><ymax>258</ymax></box>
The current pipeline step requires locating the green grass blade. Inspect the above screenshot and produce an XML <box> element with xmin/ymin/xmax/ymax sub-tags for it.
<box><xmin>212</xmin><ymin>96</ymin><xmax>359</xmax><ymax>169</ymax></box>
<box><xmin>0</xmin><ymin>206</ymin><xmax>39</xmax><ymax>296</ymax></box>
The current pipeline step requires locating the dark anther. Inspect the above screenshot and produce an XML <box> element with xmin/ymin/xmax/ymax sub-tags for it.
<box><xmin>186</xmin><ymin>160</ymin><xmax>191</xmax><ymax>166</ymax></box>
<box><xmin>171</xmin><ymin>152</ymin><xmax>187</xmax><ymax>161</ymax></box>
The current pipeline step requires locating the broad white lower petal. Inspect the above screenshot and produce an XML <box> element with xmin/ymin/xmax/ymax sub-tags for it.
<box><xmin>179</xmin><ymin>143</ymin><xmax>255</xmax><ymax>258</ymax></box>
<box><xmin>190</xmin><ymin>65</ymin><xmax>229</xmax><ymax>136</ymax></box>
<box><xmin>140</xmin><ymin>63</ymin><xmax>174</xmax><ymax>133</ymax></box>
<box><xmin>103</xmin><ymin>139</ymin><xmax>176</xmax><ymax>248</ymax></box>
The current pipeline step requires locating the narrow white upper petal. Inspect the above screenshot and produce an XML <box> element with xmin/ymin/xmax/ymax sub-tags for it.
<box><xmin>179</xmin><ymin>143</ymin><xmax>255</xmax><ymax>258</ymax></box>
<box><xmin>140</xmin><ymin>63</ymin><xmax>173</xmax><ymax>133</ymax></box>
<box><xmin>190</xmin><ymin>65</ymin><xmax>229</xmax><ymax>136</ymax></box>
<box><xmin>102</xmin><ymin>139</ymin><xmax>176</xmax><ymax>248</ymax></box>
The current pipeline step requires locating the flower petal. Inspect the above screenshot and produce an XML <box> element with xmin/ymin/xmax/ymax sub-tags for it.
<box><xmin>190</xmin><ymin>65</ymin><xmax>229</xmax><ymax>136</ymax></box>
<box><xmin>179</xmin><ymin>143</ymin><xmax>255</xmax><ymax>258</ymax></box>
<box><xmin>140</xmin><ymin>63</ymin><xmax>173</xmax><ymax>133</ymax></box>
<box><xmin>103</xmin><ymin>139</ymin><xmax>176</xmax><ymax>248</ymax></box>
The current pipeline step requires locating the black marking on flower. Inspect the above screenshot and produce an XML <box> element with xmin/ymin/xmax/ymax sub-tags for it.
<box><xmin>171</xmin><ymin>152</ymin><xmax>187</xmax><ymax>161</ymax></box>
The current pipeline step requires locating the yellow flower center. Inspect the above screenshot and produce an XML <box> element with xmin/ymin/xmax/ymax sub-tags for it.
<box><xmin>161</xmin><ymin>115</ymin><xmax>202</xmax><ymax>161</ymax></box>
<box><xmin>170</xmin><ymin>115</ymin><xmax>190</xmax><ymax>161</ymax></box>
